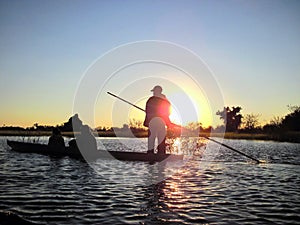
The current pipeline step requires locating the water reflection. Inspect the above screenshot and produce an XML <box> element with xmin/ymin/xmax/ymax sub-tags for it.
<box><xmin>141</xmin><ymin>181</ymin><xmax>169</xmax><ymax>224</ymax></box>
<box><xmin>140</xmin><ymin>162</ymin><xmax>211</xmax><ymax>224</ymax></box>
<box><xmin>1</xmin><ymin>137</ymin><xmax>300</xmax><ymax>224</ymax></box>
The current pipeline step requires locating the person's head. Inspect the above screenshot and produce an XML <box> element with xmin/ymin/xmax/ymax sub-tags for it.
<box><xmin>151</xmin><ymin>85</ymin><xmax>163</xmax><ymax>96</ymax></box>
<box><xmin>53</xmin><ymin>127</ymin><xmax>61</xmax><ymax>135</ymax></box>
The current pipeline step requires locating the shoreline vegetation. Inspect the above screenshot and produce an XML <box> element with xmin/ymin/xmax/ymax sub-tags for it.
<box><xmin>2</xmin><ymin>105</ymin><xmax>299</xmax><ymax>143</ymax></box>
<box><xmin>1</xmin><ymin>130</ymin><xmax>299</xmax><ymax>143</ymax></box>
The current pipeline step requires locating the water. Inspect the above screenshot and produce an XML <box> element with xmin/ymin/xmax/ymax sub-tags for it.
<box><xmin>0</xmin><ymin>136</ymin><xmax>300</xmax><ymax>224</ymax></box>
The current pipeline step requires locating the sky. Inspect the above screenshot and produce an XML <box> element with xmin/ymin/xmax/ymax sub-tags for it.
<box><xmin>0</xmin><ymin>0</ymin><xmax>299</xmax><ymax>128</ymax></box>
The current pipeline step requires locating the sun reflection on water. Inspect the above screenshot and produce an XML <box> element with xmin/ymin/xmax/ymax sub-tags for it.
<box><xmin>166</xmin><ymin>137</ymin><xmax>206</xmax><ymax>156</ymax></box>
<box><xmin>164</xmin><ymin>177</ymin><xmax>191</xmax><ymax>209</ymax></box>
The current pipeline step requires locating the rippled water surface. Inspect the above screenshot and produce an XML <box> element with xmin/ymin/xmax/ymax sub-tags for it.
<box><xmin>1</xmin><ymin>136</ymin><xmax>300</xmax><ymax>224</ymax></box>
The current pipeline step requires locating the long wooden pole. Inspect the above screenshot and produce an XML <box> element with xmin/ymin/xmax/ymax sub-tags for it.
<box><xmin>107</xmin><ymin>91</ymin><xmax>261</xmax><ymax>163</ymax></box>
<box><xmin>203</xmin><ymin>137</ymin><xmax>260</xmax><ymax>163</ymax></box>
<box><xmin>107</xmin><ymin>92</ymin><xmax>145</xmax><ymax>112</ymax></box>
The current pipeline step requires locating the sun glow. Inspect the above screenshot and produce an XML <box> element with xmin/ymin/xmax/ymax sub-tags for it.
<box><xmin>167</xmin><ymin>89</ymin><xmax>212</xmax><ymax>127</ymax></box>
<box><xmin>169</xmin><ymin>106</ymin><xmax>183</xmax><ymax>125</ymax></box>
<box><xmin>125</xmin><ymin>89</ymin><xmax>213</xmax><ymax>128</ymax></box>
<box><xmin>95</xmin><ymin>63</ymin><xmax>217</xmax><ymax>128</ymax></box>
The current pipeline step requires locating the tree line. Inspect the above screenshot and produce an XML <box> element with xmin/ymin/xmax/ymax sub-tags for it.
<box><xmin>1</xmin><ymin>105</ymin><xmax>299</xmax><ymax>134</ymax></box>
<box><xmin>216</xmin><ymin>105</ymin><xmax>300</xmax><ymax>133</ymax></box>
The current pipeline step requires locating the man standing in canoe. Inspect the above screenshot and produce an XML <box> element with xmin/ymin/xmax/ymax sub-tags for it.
<box><xmin>143</xmin><ymin>85</ymin><xmax>172</xmax><ymax>155</ymax></box>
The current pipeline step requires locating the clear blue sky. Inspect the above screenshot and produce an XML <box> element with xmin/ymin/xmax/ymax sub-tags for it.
<box><xmin>0</xmin><ymin>0</ymin><xmax>299</xmax><ymax>127</ymax></box>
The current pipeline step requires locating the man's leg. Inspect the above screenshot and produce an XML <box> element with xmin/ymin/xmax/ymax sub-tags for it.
<box><xmin>157</xmin><ymin>137</ymin><xmax>166</xmax><ymax>154</ymax></box>
<box><xmin>149</xmin><ymin>117</ymin><xmax>166</xmax><ymax>154</ymax></box>
<box><xmin>156</xmin><ymin>119</ymin><xmax>167</xmax><ymax>155</ymax></box>
<box><xmin>147</xmin><ymin>129</ymin><xmax>155</xmax><ymax>154</ymax></box>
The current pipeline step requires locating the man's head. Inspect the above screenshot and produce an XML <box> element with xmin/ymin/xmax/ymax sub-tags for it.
<box><xmin>151</xmin><ymin>85</ymin><xmax>162</xmax><ymax>96</ymax></box>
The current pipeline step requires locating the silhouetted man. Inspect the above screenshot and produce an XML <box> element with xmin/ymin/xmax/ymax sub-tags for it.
<box><xmin>48</xmin><ymin>127</ymin><xmax>65</xmax><ymax>151</ymax></box>
<box><xmin>143</xmin><ymin>85</ymin><xmax>172</xmax><ymax>154</ymax></box>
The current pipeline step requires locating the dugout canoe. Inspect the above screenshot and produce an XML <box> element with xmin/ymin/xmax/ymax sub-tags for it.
<box><xmin>6</xmin><ymin>140</ymin><xmax>184</xmax><ymax>162</ymax></box>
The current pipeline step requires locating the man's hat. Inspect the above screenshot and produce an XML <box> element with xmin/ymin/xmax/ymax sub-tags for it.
<box><xmin>151</xmin><ymin>85</ymin><xmax>162</xmax><ymax>92</ymax></box>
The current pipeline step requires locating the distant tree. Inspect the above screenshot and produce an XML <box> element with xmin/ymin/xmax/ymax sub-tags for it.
<box><xmin>0</xmin><ymin>126</ymin><xmax>25</xmax><ymax>131</ymax></box>
<box><xmin>129</xmin><ymin>119</ymin><xmax>143</xmax><ymax>129</ymax></box>
<box><xmin>33</xmin><ymin>123</ymin><xmax>39</xmax><ymax>130</ymax></box>
<box><xmin>129</xmin><ymin>119</ymin><xmax>147</xmax><ymax>133</ymax></box>
<box><xmin>201</xmin><ymin>126</ymin><xmax>212</xmax><ymax>133</ymax></box>
<box><xmin>96</xmin><ymin>126</ymin><xmax>107</xmax><ymax>131</ymax></box>
<box><xmin>185</xmin><ymin>122</ymin><xmax>202</xmax><ymax>131</ymax></box>
<box><xmin>270</xmin><ymin>116</ymin><xmax>282</xmax><ymax>127</ymax></box>
<box><xmin>243</xmin><ymin>113</ymin><xmax>260</xmax><ymax>131</ymax></box>
<box><xmin>281</xmin><ymin>105</ymin><xmax>300</xmax><ymax>131</ymax></box>
<box><xmin>287</xmin><ymin>105</ymin><xmax>300</xmax><ymax>113</ymax></box>
<box><xmin>184</xmin><ymin>122</ymin><xmax>202</xmax><ymax>136</ymax></box>
<box><xmin>263</xmin><ymin>116</ymin><xmax>282</xmax><ymax>133</ymax></box>
<box><xmin>216</xmin><ymin>106</ymin><xmax>243</xmax><ymax>132</ymax></box>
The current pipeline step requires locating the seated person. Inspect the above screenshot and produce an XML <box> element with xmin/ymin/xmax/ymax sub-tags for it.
<box><xmin>77</xmin><ymin>125</ymin><xmax>97</xmax><ymax>151</ymax></box>
<box><xmin>48</xmin><ymin>128</ymin><xmax>65</xmax><ymax>151</ymax></box>
<box><xmin>68</xmin><ymin>125</ymin><xmax>97</xmax><ymax>158</ymax></box>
